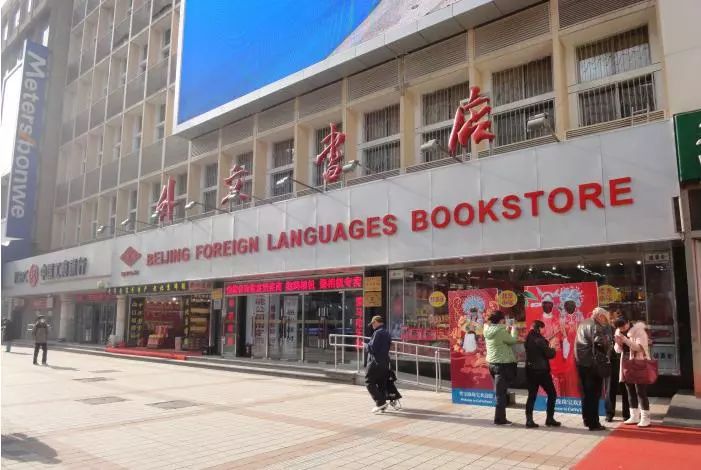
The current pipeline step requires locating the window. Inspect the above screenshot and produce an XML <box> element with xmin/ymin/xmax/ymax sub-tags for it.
<box><xmin>41</xmin><ymin>24</ymin><xmax>50</xmax><ymax>46</ymax></box>
<box><xmin>493</xmin><ymin>57</ymin><xmax>552</xmax><ymax>107</ymax></box>
<box><xmin>138</xmin><ymin>44</ymin><xmax>148</xmax><ymax>75</ymax></box>
<box><xmin>491</xmin><ymin>57</ymin><xmax>554</xmax><ymax>147</ymax></box>
<box><xmin>270</xmin><ymin>139</ymin><xmax>294</xmax><ymax>196</ymax></box>
<box><xmin>150</xmin><ymin>181</ymin><xmax>161</xmax><ymax>216</ymax></box>
<box><xmin>128</xmin><ymin>189</ymin><xmax>137</xmax><ymax>227</ymax></box>
<box><xmin>312</xmin><ymin>124</ymin><xmax>342</xmax><ymax>186</ymax></box>
<box><xmin>75</xmin><ymin>206</ymin><xmax>82</xmax><ymax>242</ymax></box>
<box><xmin>108</xmin><ymin>196</ymin><xmax>117</xmax><ymax>234</ymax></box>
<box><xmin>112</xmin><ymin>125</ymin><xmax>122</xmax><ymax>160</ymax></box>
<box><xmin>160</xmin><ymin>28</ymin><xmax>171</xmax><ymax>61</ymax></box>
<box><xmin>97</xmin><ymin>134</ymin><xmax>104</xmax><ymax>166</ymax></box>
<box><xmin>174</xmin><ymin>173</ymin><xmax>187</xmax><ymax>221</ymax></box>
<box><xmin>577</xmin><ymin>74</ymin><xmax>656</xmax><ymax>126</ymax></box>
<box><xmin>118</xmin><ymin>59</ymin><xmax>127</xmax><ymax>87</ymax></box>
<box><xmin>90</xmin><ymin>203</ymin><xmax>98</xmax><ymax>239</ymax></box>
<box><xmin>577</xmin><ymin>26</ymin><xmax>651</xmax><ymax>83</ymax></box>
<box><xmin>155</xmin><ymin>103</ymin><xmax>166</xmax><ymax>140</ymax></box>
<box><xmin>132</xmin><ymin>115</ymin><xmax>142</xmax><ymax>152</ymax></box>
<box><xmin>201</xmin><ymin>163</ymin><xmax>218</xmax><ymax>212</ymax></box>
<box><xmin>362</xmin><ymin>104</ymin><xmax>400</xmax><ymax>173</ymax></box>
<box><xmin>229</xmin><ymin>152</ymin><xmax>253</xmax><ymax>204</ymax></box>
<box><xmin>419</xmin><ymin>83</ymin><xmax>469</xmax><ymax>162</ymax></box>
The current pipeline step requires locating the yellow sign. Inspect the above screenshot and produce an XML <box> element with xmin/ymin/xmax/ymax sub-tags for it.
<box><xmin>428</xmin><ymin>291</ymin><xmax>446</xmax><ymax>308</ymax></box>
<box><xmin>598</xmin><ymin>285</ymin><xmax>620</xmax><ymax>305</ymax></box>
<box><xmin>498</xmin><ymin>290</ymin><xmax>518</xmax><ymax>308</ymax></box>
<box><xmin>364</xmin><ymin>291</ymin><xmax>382</xmax><ymax>307</ymax></box>
<box><xmin>364</xmin><ymin>276</ymin><xmax>382</xmax><ymax>292</ymax></box>
<box><xmin>211</xmin><ymin>288</ymin><xmax>223</xmax><ymax>301</ymax></box>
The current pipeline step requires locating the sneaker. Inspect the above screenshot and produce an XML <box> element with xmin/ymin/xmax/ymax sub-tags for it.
<box><xmin>389</xmin><ymin>400</ymin><xmax>402</xmax><ymax>410</ymax></box>
<box><xmin>372</xmin><ymin>403</ymin><xmax>388</xmax><ymax>414</ymax></box>
<box><xmin>494</xmin><ymin>420</ymin><xmax>513</xmax><ymax>426</ymax></box>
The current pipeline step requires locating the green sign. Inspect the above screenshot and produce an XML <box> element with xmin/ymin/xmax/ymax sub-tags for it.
<box><xmin>674</xmin><ymin>109</ymin><xmax>701</xmax><ymax>182</ymax></box>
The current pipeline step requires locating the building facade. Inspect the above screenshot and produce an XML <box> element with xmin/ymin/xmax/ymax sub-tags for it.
<box><xmin>2</xmin><ymin>0</ymin><xmax>700</xmax><ymax>394</ymax></box>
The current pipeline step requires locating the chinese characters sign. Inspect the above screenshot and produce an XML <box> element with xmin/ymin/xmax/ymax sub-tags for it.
<box><xmin>221</xmin><ymin>164</ymin><xmax>250</xmax><ymax>206</ymax></box>
<box><xmin>14</xmin><ymin>257</ymin><xmax>88</xmax><ymax>286</ymax></box>
<box><xmin>315</xmin><ymin>123</ymin><xmax>346</xmax><ymax>184</ymax></box>
<box><xmin>225</xmin><ymin>275</ymin><xmax>363</xmax><ymax>295</ymax></box>
<box><xmin>155</xmin><ymin>176</ymin><xmax>176</xmax><ymax>223</ymax></box>
<box><xmin>448</xmin><ymin>86</ymin><xmax>495</xmax><ymax>155</ymax></box>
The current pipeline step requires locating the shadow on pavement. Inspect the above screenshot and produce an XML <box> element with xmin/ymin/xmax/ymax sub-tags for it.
<box><xmin>1</xmin><ymin>433</ymin><xmax>61</xmax><ymax>465</ymax></box>
<box><xmin>4</xmin><ymin>351</ymin><xmax>31</xmax><ymax>355</ymax></box>
<box><xmin>389</xmin><ymin>408</ymin><xmax>604</xmax><ymax>436</ymax></box>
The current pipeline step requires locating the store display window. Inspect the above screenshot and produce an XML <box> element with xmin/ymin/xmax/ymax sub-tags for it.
<box><xmin>389</xmin><ymin>251</ymin><xmax>679</xmax><ymax>374</ymax></box>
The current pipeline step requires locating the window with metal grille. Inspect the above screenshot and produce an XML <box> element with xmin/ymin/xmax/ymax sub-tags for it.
<box><xmin>362</xmin><ymin>105</ymin><xmax>400</xmax><ymax>173</ymax></box>
<box><xmin>419</xmin><ymin>83</ymin><xmax>470</xmax><ymax>162</ymax></box>
<box><xmin>313</xmin><ymin>123</ymin><xmax>342</xmax><ymax>186</ymax></box>
<box><xmin>173</xmin><ymin>173</ymin><xmax>187</xmax><ymax>221</ymax></box>
<box><xmin>578</xmin><ymin>74</ymin><xmax>656</xmax><ymax>126</ymax></box>
<box><xmin>493</xmin><ymin>57</ymin><xmax>553</xmax><ymax>107</ymax></box>
<box><xmin>493</xmin><ymin>100</ymin><xmax>555</xmax><ymax>147</ymax></box>
<box><xmin>491</xmin><ymin>57</ymin><xmax>555</xmax><ymax>147</ymax></box>
<box><xmin>160</xmin><ymin>28</ymin><xmax>171</xmax><ymax>61</ymax></box>
<box><xmin>271</xmin><ymin>169</ymin><xmax>293</xmax><ymax>197</ymax></box>
<box><xmin>236</xmin><ymin>151</ymin><xmax>253</xmax><ymax>171</ymax></box>
<box><xmin>132</xmin><ymin>115</ymin><xmax>142</xmax><ymax>153</ymax></box>
<box><xmin>155</xmin><ymin>104</ymin><xmax>166</xmax><ymax>140</ymax></box>
<box><xmin>201</xmin><ymin>163</ymin><xmax>218</xmax><ymax>212</ymax></box>
<box><xmin>577</xmin><ymin>26</ymin><xmax>650</xmax><ymax>83</ymax></box>
<box><xmin>108</xmin><ymin>196</ymin><xmax>117</xmax><ymax>234</ymax></box>
<box><xmin>128</xmin><ymin>189</ymin><xmax>137</xmax><ymax>227</ymax></box>
<box><xmin>272</xmin><ymin>139</ymin><xmax>294</xmax><ymax>168</ymax></box>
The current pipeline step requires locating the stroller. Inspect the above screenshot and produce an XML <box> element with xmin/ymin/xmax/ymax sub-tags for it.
<box><xmin>386</xmin><ymin>369</ymin><xmax>403</xmax><ymax>410</ymax></box>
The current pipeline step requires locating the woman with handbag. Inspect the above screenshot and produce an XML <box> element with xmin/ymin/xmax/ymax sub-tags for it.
<box><xmin>613</xmin><ymin>317</ymin><xmax>653</xmax><ymax>428</ymax></box>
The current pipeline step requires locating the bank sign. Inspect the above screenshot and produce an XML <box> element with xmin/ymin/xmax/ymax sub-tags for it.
<box><xmin>5</xmin><ymin>41</ymin><xmax>49</xmax><ymax>240</ymax></box>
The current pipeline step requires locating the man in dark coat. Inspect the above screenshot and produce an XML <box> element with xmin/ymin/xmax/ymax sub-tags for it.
<box><xmin>525</xmin><ymin>320</ymin><xmax>561</xmax><ymax>428</ymax></box>
<box><xmin>365</xmin><ymin>315</ymin><xmax>392</xmax><ymax>414</ymax></box>
<box><xmin>32</xmin><ymin>315</ymin><xmax>50</xmax><ymax>366</ymax></box>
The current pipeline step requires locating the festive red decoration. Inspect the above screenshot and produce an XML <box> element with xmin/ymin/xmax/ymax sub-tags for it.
<box><xmin>155</xmin><ymin>176</ymin><xmax>176</xmax><ymax>223</ymax></box>
<box><xmin>448</xmin><ymin>86</ymin><xmax>496</xmax><ymax>155</ymax></box>
<box><xmin>315</xmin><ymin>123</ymin><xmax>346</xmax><ymax>184</ymax></box>
<box><xmin>220</xmin><ymin>164</ymin><xmax>250</xmax><ymax>206</ymax></box>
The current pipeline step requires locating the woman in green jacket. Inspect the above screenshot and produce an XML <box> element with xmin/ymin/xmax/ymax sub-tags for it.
<box><xmin>484</xmin><ymin>311</ymin><xmax>519</xmax><ymax>425</ymax></box>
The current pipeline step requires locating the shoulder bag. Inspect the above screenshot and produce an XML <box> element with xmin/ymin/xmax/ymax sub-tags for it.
<box><xmin>621</xmin><ymin>344</ymin><xmax>658</xmax><ymax>385</ymax></box>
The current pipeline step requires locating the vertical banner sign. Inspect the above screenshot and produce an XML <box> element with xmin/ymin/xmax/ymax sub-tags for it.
<box><xmin>282</xmin><ymin>296</ymin><xmax>298</xmax><ymax>355</ymax></box>
<box><xmin>450</xmin><ymin>289</ymin><xmax>500</xmax><ymax>405</ymax></box>
<box><xmin>6</xmin><ymin>41</ymin><xmax>50</xmax><ymax>239</ymax></box>
<box><xmin>524</xmin><ymin>282</ymin><xmax>600</xmax><ymax>414</ymax></box>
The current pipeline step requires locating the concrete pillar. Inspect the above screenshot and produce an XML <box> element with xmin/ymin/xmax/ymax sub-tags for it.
<box><xmin>58</xmin><ymin>296</ymin><xmax>75</xmax><ymax>341</ymax></box>
<box><xmin>549</xmin><ymin>0</ymin><xmax>569</xmax><ymax>138</ymax></box>
<box><xmin>115</xmin><ymin>295</ymin><xmax>128</xmax><ymax>344</ymax></box>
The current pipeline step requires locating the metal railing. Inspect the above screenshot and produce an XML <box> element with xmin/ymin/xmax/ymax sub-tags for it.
<box><xmin>329</xmin><ymin>334</ymin><xmax>450</xmax><ymax>392</ymax></box>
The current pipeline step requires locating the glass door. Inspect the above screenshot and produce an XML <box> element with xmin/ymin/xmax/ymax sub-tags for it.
<box><xmin>268</xmin><ymin>294</ymin><xmax>302</xmax><ymax>360</ymax></box>
<box><xmin>303</xmin><ymin>292</ymin><xmax>343</xmax><ymax>363</ymax></box>
<box><xmin>98</xmin><ymin>303</ymin><xmax>116</xmax><ymax>344</ymax></box>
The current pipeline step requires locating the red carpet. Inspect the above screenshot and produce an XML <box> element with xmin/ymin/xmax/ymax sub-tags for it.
<box><xmin>105</xmin><ymin>347</ymin><xmax>202</xmax><ymax>361</ymax></box>
<box><xmin>574</xmin><ymin>425</ymin><xmax>701</xmax><ymax>470</ymax></box>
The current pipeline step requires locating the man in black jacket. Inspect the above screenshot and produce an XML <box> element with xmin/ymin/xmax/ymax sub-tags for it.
<box><xmin>365</xmin><ymin>315</ymin><xmax>392</xmax><ymax>414</ymax></box>
<box><xmin>574</xmin><ymin>307</ymin><xmax>612</xmax><ymax>431</ymax></box>
<box><xmin>525</xmin><ymin>320</ymin><xmax>561</xmax><ymax>428</ymax></box>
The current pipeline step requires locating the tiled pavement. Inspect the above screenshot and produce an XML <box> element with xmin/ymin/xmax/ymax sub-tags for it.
<box><xmin>0</xmin><ymin>347</ymin><xmax>664</xmax><ymax>469</ymax></box>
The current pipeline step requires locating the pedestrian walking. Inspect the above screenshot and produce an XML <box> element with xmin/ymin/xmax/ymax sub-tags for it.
<box><xmin>574</xmin><ymin>307</ymin><xmax>612</xmax><ymax>431</ymax></box>
<box><xmin>2</xmin><ymin>318</ymin><xmax>12</xmax><ymax>352</ymax></box>
<box><xmin>524</xmin><ymin>320</ymin><xmax>561</xmax><ymax>428</ymax></box>
<box><xmin>365</xmin><ymin>315</ymin><xmax>392</xmax><ymax>414</ymax></box>
<box><xmin>32</xmin><ymin>315</ymin><xmax>49</xmax><ymax>366</ymax></box>
<box><xmin>484</xmin><ymin>311</ymin><xmax>519</xmax><ymax>425</ymax></box>
<box><xmin>614</xmin><ymin>317</ymin><xmax>653</xmax><ymax>427</ymax></box>
<box><xmin>604</xmin><ymin>310</ymin><xmax>630</xmax><ymax>422</ymax></box>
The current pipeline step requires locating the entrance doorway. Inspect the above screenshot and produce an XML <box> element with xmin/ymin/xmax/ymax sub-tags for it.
<box><xmin>232</xmin><ymin>289</ymin><xmax>364</xmax><ymax>363</ymax></box>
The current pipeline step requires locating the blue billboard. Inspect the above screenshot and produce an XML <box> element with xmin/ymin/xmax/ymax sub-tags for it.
<box><xmin>5</xmin><ymin>41</ymin><xmax>49</xmax><ymax>242</ymax></box>
<box><xmin>178</xmin><ymin>1</ymin><xmax>451</xmax><ymax>125</ymax></box>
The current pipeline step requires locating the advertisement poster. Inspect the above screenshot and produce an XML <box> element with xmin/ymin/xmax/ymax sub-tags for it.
<box><xmin>450</xmin><ymin>289</ymin><xmax>499</xmax><ymax>405</ymax></box>
<box><xmin>524</xmin><ymin>282</ymin><xmax>600</xmax><ymax>414</ymax></box>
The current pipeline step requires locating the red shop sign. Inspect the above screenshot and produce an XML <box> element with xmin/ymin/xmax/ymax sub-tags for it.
<box><xmin>225</xmin><ymin>275</ymin><xmax>363</xmax><ymax>296</ymax></box>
